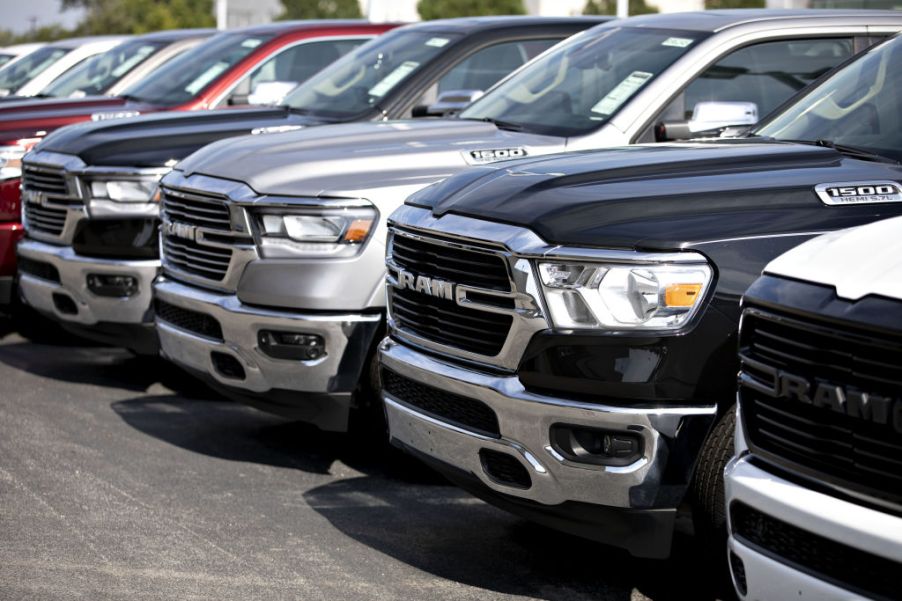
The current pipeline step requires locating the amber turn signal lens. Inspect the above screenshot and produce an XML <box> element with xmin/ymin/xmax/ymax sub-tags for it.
<box><xmin>343</xmin><ymin>219</ymin><xmax>373</xmax><ymax>243</ymax></box>
<box><xmin>665</xmin><ymin>283</ymin><xmax>702</xmax><ymax>307</ymax></box>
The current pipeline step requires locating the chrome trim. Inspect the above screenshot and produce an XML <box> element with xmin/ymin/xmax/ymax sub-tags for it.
<box><xmin>386</xmin><ymin>205</ymin><xmax>709</xmax><ymax>371</ymax></box>
<box><xmin>381</xmin><ymin>337</ymin><xmax>715</xmax><ymax>507</ymax></box>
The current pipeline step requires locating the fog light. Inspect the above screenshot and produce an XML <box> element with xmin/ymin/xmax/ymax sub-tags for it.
<box><xmin>87</xmin><ymin>274</ymin><xmax>138</xmax><ymax>298</ymax></box>
<box><xmin>549</xmin><ymin>424</ymin><xmax>643</xmax><ymax>467</ymax></box>
<box><xmin>257</xmin><ymin>330</ymin><xmax>326</xmax><ymax>361</ymax></box>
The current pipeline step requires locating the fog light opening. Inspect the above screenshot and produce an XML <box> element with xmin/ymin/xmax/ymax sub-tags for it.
<box><xmin>211</xmin><ymin>351</ymin><xmax>246</xmax><ymax>380</ymax></box>
<box><xmin>729</xmin><ymin>551</ymin><xmax>748</xmax><ymax>596</ymax></box>
<box><xmin>479</xmin><ymin>449</ymin><xmax>532</xmax><ymax>489</ymax></box>
<box><xmin>87</xmin><ymin>273</ymin><xmax>138</xmax><ymax>298</ymax></box>
<box><xmin>549</xmin><ymin>423</ymin><xmax>643</xmax><ymax>467</ymax></box>
<box><xmin>52</xmin><ymin>293</ymin><xmax>78</xmax><ymax>315</ymax></box>
<box><xmin>257</xmin><ymin>330</ymin><xmax>325</xmax><ymax>361</ymax></box>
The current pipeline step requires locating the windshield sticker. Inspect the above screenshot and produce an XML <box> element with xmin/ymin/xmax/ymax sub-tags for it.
<box><xmin>368</xmin><ymin>61</ymin><xmax>419</xmax><ymax>97</ymax></box>
<box><xmin>591</xmin><ymin>71</ymin><xmax>653</xmax><ymax>116</ymax></box>
<box><xmin>662</xmin><ymin>37</ymin><xmax>694</xmax><ymax>48</ymax></box>
<box><xmin>815</xmin><ymin>181</ymin><xmax>902</xmax><ymax>205</ymax></box>
<box><xmin>111</xmin><ymin>46</ymin><xmax>156</xmax><ymax>77</ymax></box>
<box><xmin>425</xmin><ymin>37</ymin><xmax>450</xmax><ymax>48</ymax></box>
<box><xmin>184</xmin><ymin>62</ymin><xmax>228</xmax><ymax>95</ymax></box>
<box><xmin>242</xmin><ymin>38</ymin><xmax>263</xmax><ymax>49</ymax></box>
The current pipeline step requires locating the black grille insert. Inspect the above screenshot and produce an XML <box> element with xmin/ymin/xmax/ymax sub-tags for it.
<box><xmin>18</xmin><ymin>256</ymin><xmax>60</xmax><ymax>283</ymax></box>
<box><xmin>391</xmin><ymin>231</ymin><xmax>510</xmax><ymax>291</ymax></box>
<box><xmin>155</xmin><ymin>299</ymin><xmax>223</xmax><ymax>341</ymax></box>
<box><xmin>731</xmin><ymin>501</ymin><xmax>900</xmax><ymax>601</ymax></box>
<box><xmin>479</xmin><ymin>449</ymin><xmax>531</xmax><ymax>489</ymax></box>
<box><xmin>390</xmin><ymin>286</ymin><xmax>512</xmax><ymax>356</ymax></box>
<box><xmin>382</xmin><ymin>368</ymin><xmax>500</xmax><ymax>438</ymax></box>
<box><xmin>740</xmin><ymin>307</ymin><xmax>902</xmax><ymax>504</ymax></box>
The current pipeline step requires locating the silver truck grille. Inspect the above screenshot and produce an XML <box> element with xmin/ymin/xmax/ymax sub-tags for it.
<box><xmin>23</xmin><ymin>203</ymin><xmax>68</xmax><ymax>236</ymax></box>
<box><xmin>162</xmin><ymin>235</ymin><xmax>232</xmax><ymax>281</ymax></box>
<box><xmin>22</xmin><ymin>165</ymin><xmax>69</xmax><ymax>196</ymax></box>
<box><xmin>159</xmin><ymin>184</ymin><xmax>254</xmax><ymax>290</ymax></box>
<box><xmin>161</xmin><ymin>188</ymin><xmax>232</xmax><ymax>231</ymax></box>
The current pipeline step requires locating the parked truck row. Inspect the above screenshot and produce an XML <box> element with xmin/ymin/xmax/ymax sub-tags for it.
<box><xmin>7</xmin><ymin>12</ymin><xmax>902</xmax><ymax>599</ymax></box>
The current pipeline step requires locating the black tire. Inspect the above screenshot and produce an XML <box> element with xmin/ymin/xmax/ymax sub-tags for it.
<box><xmin>690</xmin><ymin>405</ymin><xmax>738</xmax><ymax>600</ymax></box>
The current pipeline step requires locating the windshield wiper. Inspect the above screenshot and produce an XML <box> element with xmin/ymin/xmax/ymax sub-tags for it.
<box><xmin>467</xmin><ymin>116</ymin><xmax>528</xmax><ymax>132</ymax></box>
<box><xmin>808</xmin><ymin>139</ymin><xmax>900</xmax><ymax>164</ymax></box>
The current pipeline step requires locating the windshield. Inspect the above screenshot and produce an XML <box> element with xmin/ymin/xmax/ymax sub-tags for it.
<box><xmin>0</xmin><ymin>46</ymin><xmax>70</xmax><ymax>96</ymax></box>
<box><xmin>459</xmin><ymin>27</ymin><xmax>706</xmax><ymax>137</ymax></box>
<box><xmin>0</xmin><ymin>54</ymin><xmax>14</xmax><ymax>70</ymax></box>
<box><xmin>283</xmin><ymin>29</ymin><xmax>464</xmax><ymax>119</ymax></box>
<box><xmin>757</xmin><ymin>36</ymin><xmax>902</xmax><ymax>163</ymax></box>
<box><xmin>42</xmin><ymin>39</ymin><xmax>167</xmax><ymax>98</ymax></box>
<box><xmin>122</xmin><ymin>32</ymin><xmax>274</xmax><ymax>106</ymax></box>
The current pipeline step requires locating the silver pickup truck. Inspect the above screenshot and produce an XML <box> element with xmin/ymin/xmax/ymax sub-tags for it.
<box><xmin>152</xmin><ymin>10</ymin><xmax>902</xmax><ymax>432</ymax></box>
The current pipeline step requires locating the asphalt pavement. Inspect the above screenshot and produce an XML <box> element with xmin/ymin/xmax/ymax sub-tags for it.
<box><xmin>0</xmin><ymin>326</ymin><xmax>724</xmax><ymax>600</ymax></box>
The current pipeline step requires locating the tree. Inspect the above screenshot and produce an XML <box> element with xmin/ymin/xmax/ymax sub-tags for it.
<box><xmin>61</xmin><ymin>0</ymin><xmax>215</xmax><ymax>35</ymax></box>
<box><xmin>279</xmin><ymin>0</ymin><xmax>362</xmax><ymax>19</ymax></box>
<box><xmin>583</xmin><ymin>0</ymin><xmax>658</xmax><ymax>15</ymax></box>
<box><xmin>417</xmin><ymin>0</ymin><xmax>526</xmax><ymax>20</ymax></box>
<box><xmin>704</xmin><ymin>0</ymin><xmax>764</xmax><ymax>7</ymax></box>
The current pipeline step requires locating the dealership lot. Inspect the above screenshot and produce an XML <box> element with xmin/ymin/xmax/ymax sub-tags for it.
<box><xmin>0</xmin><ymin>329</ymin><xmax>721</xmax><ymax>601</ymax></box>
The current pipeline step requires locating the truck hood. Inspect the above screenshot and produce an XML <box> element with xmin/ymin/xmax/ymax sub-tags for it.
<box><xmin>177</xmin><ymin>119</ymin><xmax>563</xmax><ymax>198</ymax></box>
<box><xmin>764</xmin><ymin>215</ymin><xmax>902</xmax><ymax>302</ymax></box>
<box><xmin>38</xmin><ymin>107</ymin><xmax>325</xmax><ymax>168</ymax></box>
<box><xmin>0</xmin><ymin>95</ymin><xmax>150</xmax><ymax>142</ymax></box>
<box><xmin>413</xmin><ymin>140</ymin><xmax>902</xmax><ymax>250</ymax></box>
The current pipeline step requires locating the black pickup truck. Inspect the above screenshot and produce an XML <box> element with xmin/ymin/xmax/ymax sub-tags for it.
<box><xmin>379</xmin><ymin>34</ymin><xmax>902</xmax><ymax>560</ymax></box>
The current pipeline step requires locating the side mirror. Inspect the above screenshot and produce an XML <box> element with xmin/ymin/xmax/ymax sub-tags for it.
<box><xmin>412</xmin><ymin>89</ymin><xmax>484</xmax><ymax>118</ymax></box>
<box><xmin>656</xmin><ymin>101</ymin><xmax>759</xmax><ymax>142</ymax></box>
<box><xmin>246</xmin><ymin>81</ymin><xmax>298</xmax><ymax>106</ymax></box>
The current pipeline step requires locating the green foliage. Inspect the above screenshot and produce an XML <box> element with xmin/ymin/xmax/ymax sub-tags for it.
<box><xmin>705</xmin><ymin>0</ymin><xmax>765</xmax><ymax>7</ymax></box>
<box><xmin>583</xmin><ymin>0</ymin><xmax>659</xmax><ymax>14</ymax></box>
<box><xmin>61</xmin><ymin>0</ymin><xmax>215</xmax><ymax>35</ymax></box>
<box><xmin>417</xmin><ymin>0</ymin><xmax>526</xmax><ymax>20</ymax></box>
<box><xmin>278</xmin><ymin>0</ymin><xmax>362</xmax><ymax>19</ymax></box>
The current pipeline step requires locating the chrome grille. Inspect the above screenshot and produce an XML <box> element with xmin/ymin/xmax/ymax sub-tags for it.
<box><xmin>162</xmin><ymin>188</ymin><xmax>231</xmax><ymax>231</ymax></box>
<box><xmin>24</xmin><ymin>203</ymin><xmax>68</xmax><ymax>236</ymax></box>
<box><xmin>162</xmin><ymin>235</ymin><xmax>232</xmax><ymax>281</ymax></box>
<box><xmin>22</xmin><ymin>164</ymin><xmax>69</xmax><ymax>197</ymax></box>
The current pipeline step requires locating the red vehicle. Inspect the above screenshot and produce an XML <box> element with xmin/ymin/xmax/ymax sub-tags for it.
<box><xmin>0</xmin><ymin>20</ymin><xmax>397</xmax><ymax>306</ymax></box>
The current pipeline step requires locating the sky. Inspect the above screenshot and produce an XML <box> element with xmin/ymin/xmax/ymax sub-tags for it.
<box><xmin>1</xmin><ymin>0</ymin><xmax>85</xmax><ymax>34</ymax></box>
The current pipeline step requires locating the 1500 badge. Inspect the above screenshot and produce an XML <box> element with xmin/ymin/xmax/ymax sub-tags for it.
<box><xmin>465</xmin><ymin>148</ymin><xmax>527</xmax><ymax>165</ymax></box>
<box><xmin>815</xmin><ymin>181</ymin><xmax>902</xmax><ymax>205</ymax></box>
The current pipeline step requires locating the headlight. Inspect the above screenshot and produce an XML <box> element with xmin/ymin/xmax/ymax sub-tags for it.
<box><xmin>537</xmin><ymin>260</ymin><xmax>713</xmax><ymax>330</ymax></box>
<box><xmin>255</xmin><ymin>206</ymin><xmax>377</xmax><ymax>258</ymax></box>
<box><xmin>89</xmin><ymin>178</ymin><xmax>160</xmax><ymax>202</ymax></box>
<box><xmin>0</xmin><ymin>144</ymin><xmax>28</xmax><ymax>180</ymax></box>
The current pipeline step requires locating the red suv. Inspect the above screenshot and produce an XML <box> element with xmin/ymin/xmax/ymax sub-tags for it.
<box><xmin>0</xmin><ymin>21</ymin><xmax>397</xmax><ymax>305</ymax></box>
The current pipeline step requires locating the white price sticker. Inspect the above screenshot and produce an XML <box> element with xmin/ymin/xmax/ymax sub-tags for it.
<box><xmin>662</xmin><ymin>37</ymin><xmax>693</xmax><ymax>48</ymax></box>
<box><xmin>425</xmin><ymin>37</ymin><xmax>450</xmax><ymax>48</ymax></box>
<box><xmin>368</xmin><ymin>61</ymin><xmax>419</xmax><ymax>97</ymax></box>
<box><xmin>591</xmin><ymin>71</ymin><xmax>653</xmax><ymax>116</ymax></box>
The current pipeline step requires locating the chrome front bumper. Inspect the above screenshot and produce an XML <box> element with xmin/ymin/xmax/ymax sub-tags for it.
<box><xmin>17</xmin><ymin>238</ymin><xmax>159</xmax><ymax>326</ymax></box>
<box><xmin>153</xmin><ymin>277</ymin><xmax>382</xmax><ymax>429</ymax></box>
<box><xmin>380</xmin><ymin>337</ymin><xmax>716</xmax><ymax>511</ymax></box>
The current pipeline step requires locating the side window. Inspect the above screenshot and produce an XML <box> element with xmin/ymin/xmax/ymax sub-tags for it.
<box><xmin>650</xmin><ymin>37</ymin><xmax>853</xmax><ymax>139</ymax></box>
<box><xmin>411</xmin><ymin>38</ymin><xmax>558</xmax><ymax>114</ymax></box>
<box><xmin>220</xmin><ymin>38</ymin><xmax>367</xmax><ymax>107</ymax></box>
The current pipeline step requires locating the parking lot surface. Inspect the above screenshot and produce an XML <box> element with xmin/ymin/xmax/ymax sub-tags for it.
<box><xmin>0</xmin><ymin>329</ymin><xmax>720</xmax><ymax>601</ymax></box>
